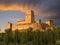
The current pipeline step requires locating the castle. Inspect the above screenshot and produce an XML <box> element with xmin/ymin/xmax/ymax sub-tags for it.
<box><xmin>6</xmin><ymin>10</ymin><xmax>53</xmax><ymax>31</ymax></box>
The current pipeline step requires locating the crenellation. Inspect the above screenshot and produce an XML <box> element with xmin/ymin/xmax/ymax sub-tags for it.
<box><xmin>6</xmin><ymin>10</ymin><xmax>53</xmax><ymax>31</ymax></box>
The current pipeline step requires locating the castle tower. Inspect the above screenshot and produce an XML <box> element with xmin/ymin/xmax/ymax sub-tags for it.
<box><xmin>25</xmin><ymin>10</ymin><xmax>35</xmax><ymax>23</ymax></box>
<box><xmin>6</xmin><ymin>22</ymin><xmax>12</xmax><ymax>29</ymax></box>
<box><xmin>46</xmin><ymin>19</ymin><xmax>53</xmax><ymax>26</ymax></box>
<box><xmin>36</xmin><ymin>19</ymin><xmax>42</xmax><ymax>29</ymax></box>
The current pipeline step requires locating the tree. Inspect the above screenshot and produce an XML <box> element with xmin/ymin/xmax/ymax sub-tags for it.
<box><xmin>5</xmin><ymin>29</ymin><xmax>12</xmax><ymax>45</ymax></box>
<box><xmin>33</xmin><ymin>30</ymin><xmax>40</xmax><ymax>45</ymax></box>
<box><xmin>14</xmin><ymin>29</ymin><xmax>21</xmax><ymax>45</ymax></box>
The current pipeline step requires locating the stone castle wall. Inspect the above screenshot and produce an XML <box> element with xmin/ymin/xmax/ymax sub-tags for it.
<box><xmin>6</xmin><ymin>10</ymin><xmax>53</xmax><ymax>31</ymax></box>
<box><xmin>11</xmin><ymin>22</ymin><xmax>41</xmax><ymax>30</ymax></box>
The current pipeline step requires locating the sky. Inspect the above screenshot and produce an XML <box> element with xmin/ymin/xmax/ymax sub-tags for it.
<box><xmin>0</xmin><ymin>0</ymin><xmax>60</xmax><ymax>28</ymax></box>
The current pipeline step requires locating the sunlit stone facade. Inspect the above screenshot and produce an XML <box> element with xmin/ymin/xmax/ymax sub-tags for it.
<box><xmin>6</xmin><ymin>10</ymin><xmax>53</xmax><ymax>30</ymax></box>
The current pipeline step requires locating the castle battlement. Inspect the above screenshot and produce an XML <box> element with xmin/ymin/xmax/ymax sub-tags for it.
<box><xmin>6</xmin><ymin>10</ymin><xmax>53</xmax><ymax>30</ymax></box>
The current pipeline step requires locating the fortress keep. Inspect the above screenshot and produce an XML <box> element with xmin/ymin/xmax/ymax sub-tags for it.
<box><xmin>6</xmin><ymin>10</ymin><xmax>53</xmax><ymax>30</ymax></box>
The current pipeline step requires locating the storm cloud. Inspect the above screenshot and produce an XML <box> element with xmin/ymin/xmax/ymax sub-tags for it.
<box><xmin>0</xmin><ymin>0</ymin><xmax>60</xmax><ymax>25</ymax></box>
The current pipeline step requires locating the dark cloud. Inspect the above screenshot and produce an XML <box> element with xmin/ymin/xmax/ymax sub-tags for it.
<box><xmin>47</xmin><ymin>15</ymin><xmax>60</xmax><ymax>25</ymax></box>
<box><xmin>0</xmin><ymin>0</ymin><xmax>60</xmax><ymax>25</ymax></box>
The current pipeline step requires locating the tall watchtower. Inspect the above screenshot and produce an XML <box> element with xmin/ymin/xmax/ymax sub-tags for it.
<box><xmin>25</xmin><ymin>10</ymin><xmax>35</xmax><ymax>23</ymax></box>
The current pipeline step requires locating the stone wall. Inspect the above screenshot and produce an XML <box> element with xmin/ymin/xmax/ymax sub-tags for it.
<box><xmin>11</xmin><ymin>22</ymin><xmax>41</xmax><ymax>30</ymax></box>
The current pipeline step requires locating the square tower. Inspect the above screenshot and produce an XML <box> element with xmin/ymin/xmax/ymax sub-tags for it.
<box><xmin>25</xmin><ymin>10</ymin><xmax>35</xmax><ymax>23</ymax></box>
<box><xmin>6</xmin><ymin>22</ymin><xmax>12</xmax><ymax>30</ymax></box>
<box><xmin>46</xmin><ymin>19</ymin><xmax>53</xmax><ymax>26</ymax></box>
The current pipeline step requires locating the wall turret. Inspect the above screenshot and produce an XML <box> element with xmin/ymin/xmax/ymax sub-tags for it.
<box><xmin>46</xmin><ymin>19</ymin><xmax>53</xmax><ymax>26</ymax></box>
<box><xmin>6</xmin><ymin>22</ymin><xmax>12</xmax><ymax>29</ymax></box>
